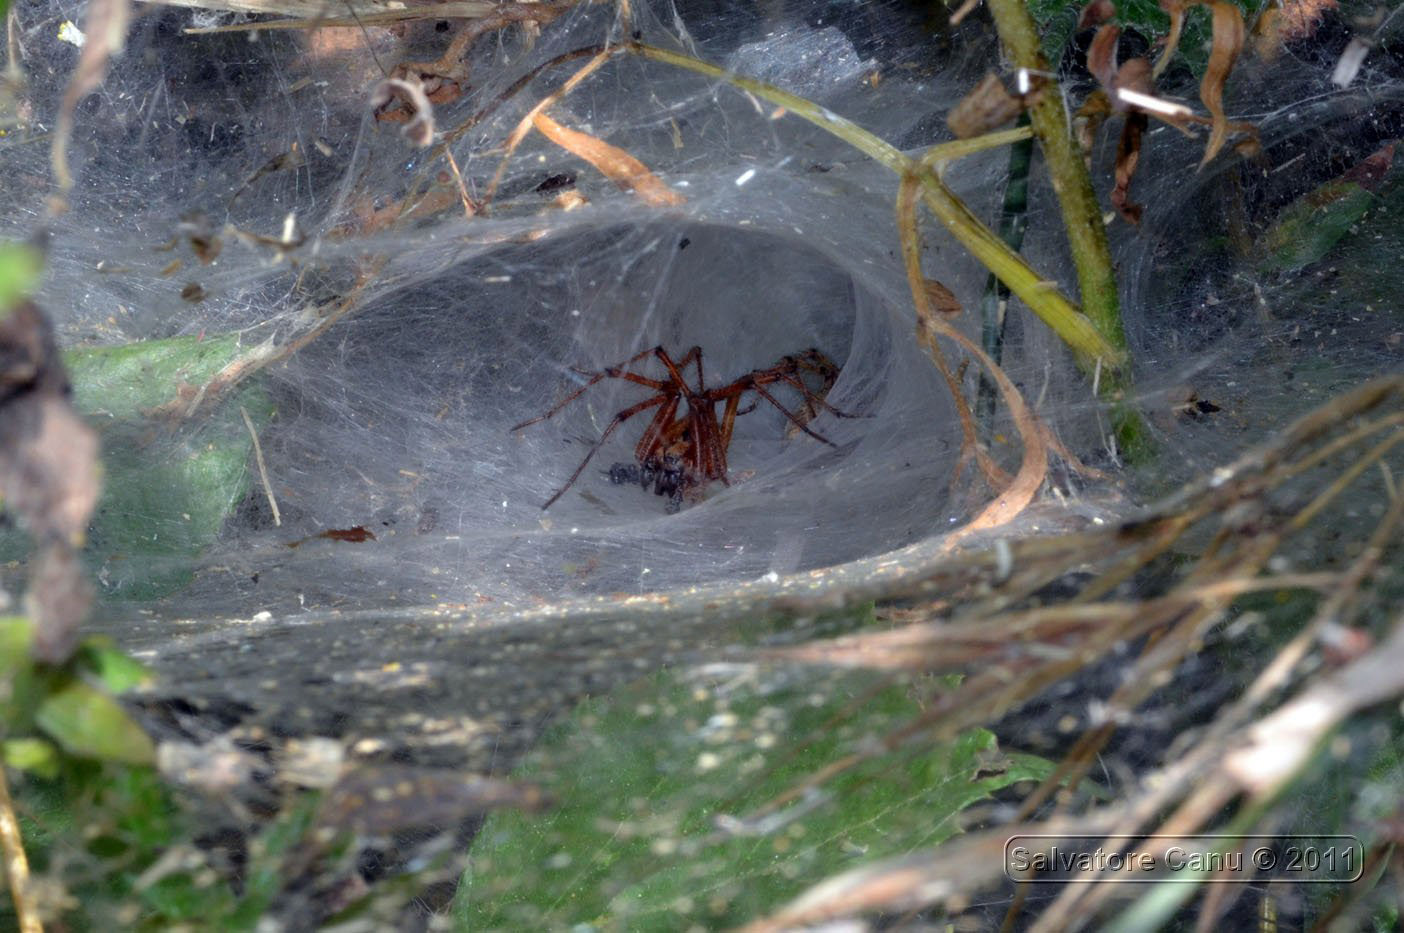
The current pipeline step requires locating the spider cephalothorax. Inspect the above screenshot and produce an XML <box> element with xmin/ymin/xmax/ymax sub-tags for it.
<box><xmin>512</xmin><ymin>345</ymin><xmax>853</xmax><ymax>510</ymax></box>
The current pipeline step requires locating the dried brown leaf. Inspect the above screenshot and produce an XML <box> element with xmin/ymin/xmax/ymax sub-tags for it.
<box><xmin>1342</xmin><ymin>140</ymin><xmax>1395</xmax><ymax>192</ymax></box>
<box><xmin>1112</xmin><ymin>111</ymin><xmax>1147</xmax><ymax>225</ymax></box>
<box><xmin>1251</xmin><ymin>6</ymin><xmax>1285</xmax><ymax>62</ymax></box>
<box><xmin>923</xmin><ymin>278</ymin><xmax>963</xmax><ymax>317</ymax></box>
<box><xmin>1115</xmin><ymin>56</ymin><xmax>1155</xmax><ymax>99</ymax></box>
<box><xmin>369</xmin><ymin>77</ymin><xmax>435</xmax><ymax>147</ymax></box>
<box><xmin>1074</xmin><ymin>91</ymin><xmax>1113</xmax><ymax>162</ymax></box>
<box><xmin>1155</xmin><ymin>0</ymin><xmax>1187</xmax><ymax>78</ymax></box>
<box><xmin>1086</xmin><ymin>24</ymin><xmax>1121</xmax><ymax>95</ymax></box>
<box><xmin>947</xmin><ymin>72</ymin><xmax>1023</xmax><ymax>139</ymax></box>
<box><xmin>1078</xmin><ymin>0</ymin><xmax>1116</xmax><ymax>29</ymax></box>
<box><xmin>531</xmin><ymin>111</ymin><xmax>685</xmax><ymax>207</ymax></box>
<box><xmin>0</xmin><ymin>302</ymin><xmax>101</xmax><ymax>662</ymax></box>
<box><xmin>1199</xmin><ymin>1</ymin><xmax>1244</xmax><ymax>169</ymax></box>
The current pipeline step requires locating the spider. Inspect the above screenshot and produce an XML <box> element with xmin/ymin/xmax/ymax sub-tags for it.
<box><xmin>511</xmin><ymin>345</ymin><xmax>854</xmax><ymax>511</ymax></box>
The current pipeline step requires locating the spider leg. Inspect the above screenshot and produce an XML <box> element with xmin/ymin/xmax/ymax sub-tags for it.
<box><xmin>650</xmin><ymin>345</ymin><xmax>704</xmax><ymax>395</ymax></box>
<box><xmin>718</xmin><ymin>393</ymin><xmax>742</xmax><ymax>457</ymax></box>
<box><xmin>540</xmin><ymin>394</ymin><xmax>668</xmax><ymax>509</ymax></box>
<box><xmin>689</xmin><ymin>400</ymin><xmax>729</xmax><ymax>483</ymax></box>
<box><xmin>633</xmin><ymin>394</ymin><xmax>680</xmax><ymax>465</ymax></box>
<box><xmin>511</xmin><ymin>345</ymin><xmax>673</xmax><ymax>432</ymax></box>
<box><xmin>747</xmin><ymin>382</ymin><xmax>840</xmax><ymax>447</ymax></box>
<box><xmin>772</xmin><ymin>371</ymin><xmax>862</xmax><ymax>418</ymax></box>
<box><xmin>749</xmin><ymin>363</ymin><xmax>861</xmax><ymax>419</ymax></box>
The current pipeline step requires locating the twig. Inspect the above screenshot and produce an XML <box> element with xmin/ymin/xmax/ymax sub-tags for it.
<box><xmin>0</xmin><ymin>761</ymin><xmax>41</xmax><ymax>933</ymax></box>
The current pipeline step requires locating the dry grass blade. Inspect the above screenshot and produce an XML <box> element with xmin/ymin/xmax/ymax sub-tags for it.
<box><xmin>899</xmin><ymin>164</ymin><xmax>1050</xmax><ymax>545</ymax></box>
<box><xmin>736</xmin><ymin>831</ymin><xmax>1020</xmax><ymax>932</ymax></box>
<box><xmin>744</xmin><ymin>376</ymin><xmax>1404</xmax><ymax>930</ymax></box>
<box><xmin>483</xmin><ymin>47</ymin><xmax>616</xmax><ymax>207</ymax></box>
<box><xmin>1199</xmin><ymin>1</ymin><xmax>1245</xmax><ymax>169</ymax></box>
<box><xmin>531</xmin><ymin>111</ymin><xmax>685</xmax><ymax>207</ymax></box>
<box><xmin>741</xmin><ymin>819</ymin><xmax>1119</xmax><ymax>932</ymax></box>
<box><xmin>178</xmin><ymin>0</ymin><xmax>568</xmax><ymax>33</ymax></box>
<box><xmin>896</xmin><ymin>172</ymin><xmax>1013</xmax><ymax>493</ymax></box>
<box><xmin>52</xmin><ymin>0</ymin><xmax>130</xmax><ymax>192</ymax></box>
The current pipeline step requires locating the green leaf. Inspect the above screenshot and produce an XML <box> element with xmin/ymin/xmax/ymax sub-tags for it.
<box><xmin>35</xmin><ymin>680</ymin><xmax>155</xmax><ymax>765</ymax></box>
<box><xmin>0</xmin><ymin>616</ymin><xmax>34</xmax><ymax>676</ymax></box>
<box><xmin>76</xmin><ymin>637</ymin><xmax>153</xmax><ymax>692</ymax></box>
<box><xmin>3</xmin><ymin>737</ymin><xmax>60</xmax><ymax>779</ymax></box>
<box><xmin>63</xmin><ymin>332</ymin><xmax>245</xmax><ymax>419</ymax></box>
<box><xmin>0</xmin><ymin>616</ymin><xmax>39</xmax><ymax>727</ymax></box>
<box><xmin>0</xmin><ymin>243</ymin><xmax>41</xmax><ymax>315</ymax></box>
<box><xmin>0</xmin><ymin>333</ymin><xmax>276</xmax><ymax>600</ymax></box>
<box><xmin>460</xmin><ymin>665</ymin><xmax>1054</xmax><ymax>930</ymax></box>
<box><xmin>1257</xmin><ymin>181</ymin><xmax>1378</xmax><ymax>277</ymax></box>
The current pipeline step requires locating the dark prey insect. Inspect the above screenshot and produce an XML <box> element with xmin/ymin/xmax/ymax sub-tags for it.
<box><xmin>511</xmin><ymin>346</ymin><xmax>854</xmax><ymax>511</ymax></box>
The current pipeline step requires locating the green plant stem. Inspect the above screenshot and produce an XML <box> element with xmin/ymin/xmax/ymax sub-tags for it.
<box><xmin>629</xmin><ymin>42</ymin><xmax>1124</xmax><ymax>371</ymax></box>
<box><xmin>984</xmin><ymin>0</ymin><xmax>1125</xmax><ymax>357</ymax></box>
<box><xmin>982</xmin><ymin>0</ymin><xmax>1150</xmax><ymax>460</ymax></box>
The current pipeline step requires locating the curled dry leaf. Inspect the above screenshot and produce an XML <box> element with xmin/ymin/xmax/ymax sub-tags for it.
<box><xmin>1112</xmin><ymin>111</ymin><xmax>1147</xmax><ymax>224</ymax></box>
<box><xmin>1155</xmin><ymin>0</ymin><xmax>1187</xmax><ymax>79</ymax></box>
<box><xmin>923</xmin><ymin>278</ymin><xmax>963</xmax><ymax>317</ymax></box>
<box><xmin>369</xmin><ymin>77</ymin><xmax>435</xmax><ymax>147</ymax></box>
<box><xmin>1199</xmin><ymin>1</ymin><xmax>1245</xmax><ymax>169</ymax></box>
<box><xmin>947</xmin><ymin>72</ymin><xmax>1024</xmax><ymax>139</ymax></box>
<box><xmin>1085</xmin><ymin>23</ymin><xmax>1121</xmax><ymax>95</ymax></box>
<box><xmin>531</xmin><ymin>111</ymin><xmax>685</xmax><ymax>207</ymax></box>
<box><xmin>1074</xmin><ymin>91</ymin><xmax>1112</xmax><ymax>164</ymax></box>
<box><xmin>1078</xmin><ymin>0</ymin><xmax>1116</xmax><ymax>29</ymax></box>
<box><xmin>1251</xmin><ymin>6</ymin><xmax>1286</xmax><ymax>62</ymax></box>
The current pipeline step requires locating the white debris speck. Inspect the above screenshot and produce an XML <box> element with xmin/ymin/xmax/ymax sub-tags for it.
<box><xmin>58</xmin><ymin>21</ymin><xmax>85</xmax><ymax>47</ymax></box>
<box><xmin>762</xmin><ymin>570</ymin><xmax>779</xmax><ymax>584</ymax></box>
<box><xmin>735</xmin><ymin>168</ymin><xmax>757</xmax><ymax>187</ymax></box>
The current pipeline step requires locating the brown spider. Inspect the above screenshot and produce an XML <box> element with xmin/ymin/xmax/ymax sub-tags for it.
<box><xmin>511</xmin><ymin>346</ymin><xmax>854</xmax><ymax>511</ymax></box>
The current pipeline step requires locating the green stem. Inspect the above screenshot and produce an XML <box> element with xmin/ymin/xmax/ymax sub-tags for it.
<box><xmin>628</xmin><ymin>42</ymin><xmax>1124</xmax><ymax>371</ymax></box>
<box><xmin>981</xmin><ymin>1</ymin><xmax>1149</xmax><ymax>459</ymax></box>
